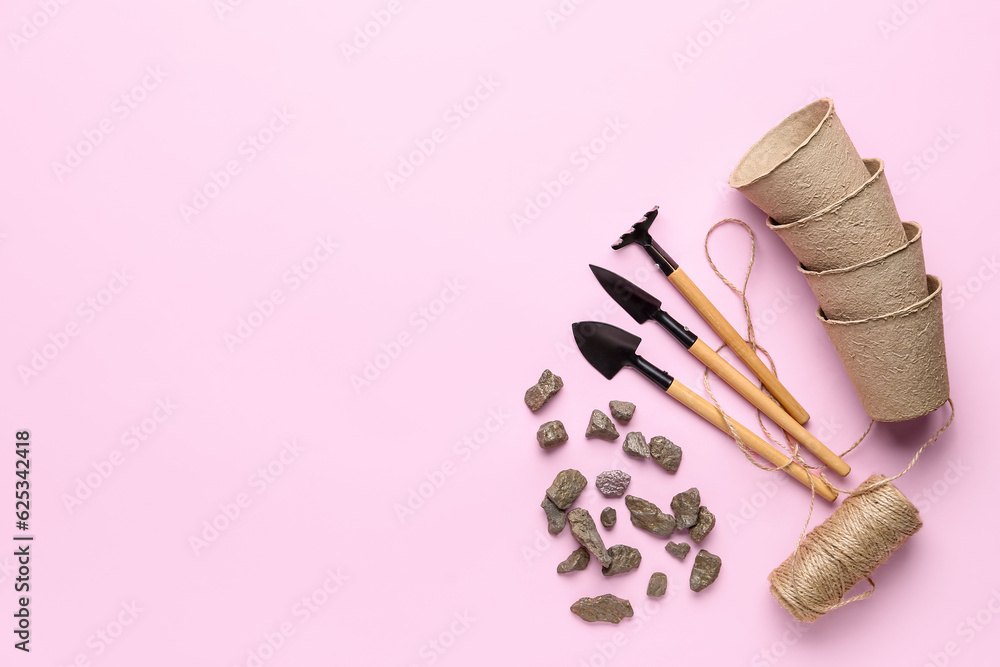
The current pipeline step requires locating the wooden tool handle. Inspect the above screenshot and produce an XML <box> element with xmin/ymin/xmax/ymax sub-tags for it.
<box><xmin>668</xmin><ymin>267</ymin><xmax>811</xmax><ymax>425</ymax></box>
<box><xmin>666</xmin><ymin>380</ymin><xmax>838</xmax><ymax>502</ymax></box>
<box><xmin>687</xmin><ymin>339</ymin><xmax>851</xmax><ymax>477</ymax></box>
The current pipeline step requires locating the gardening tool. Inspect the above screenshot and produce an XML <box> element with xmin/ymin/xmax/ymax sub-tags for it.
<box><xmin>590</xmin><ymin>265</ymin><xmax>849</xmax><ymax>476</ymax></box>
<box><xmin>572</xmin><ymin>321</ymin><xmax>837</xmax><ymax>501</ymax></box>
<box><xmin>612</xmin><ymin>206</ymin><xmax>811</xmax><ymax>425</ymax></box>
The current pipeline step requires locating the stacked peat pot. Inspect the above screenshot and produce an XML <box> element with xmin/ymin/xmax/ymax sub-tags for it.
<box><xmin>729</xmin><ymin>99</ymin><xmax>949</xmax><ymax>422</ymax></box>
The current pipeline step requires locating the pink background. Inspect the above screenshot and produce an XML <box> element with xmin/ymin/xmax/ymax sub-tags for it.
<box><xmin>4</xmin><ymin>0</ymin><xmax>999</xmax><ymax>664</ymax></box>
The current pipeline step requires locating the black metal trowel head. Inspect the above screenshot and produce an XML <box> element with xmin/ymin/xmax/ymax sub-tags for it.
<box><xmin>571</xmin><ymin>321</ymin><xmax>675</xmax><ymax>391</ymax></box>
<box><xmin>572</xmin><ymin>321</ymin><xmax>642</xmax><ymax>380</ymax></box>
<box><xmin>588</xmin><ymin>265</ymin><xmax>698</xmax><ymax>349</ymax></box>
<box><xmin>589</xmin><ymin>264</ymin><xmax>662</xmax><ymax>324</ymax></box>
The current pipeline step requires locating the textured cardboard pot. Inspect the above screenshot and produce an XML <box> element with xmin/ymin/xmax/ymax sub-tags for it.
<box><xmin>729</xmin><ymin>98</ymin><xmax>870</xmax><ymax>223</ymax></box>
<box><xmin>800</xmin><ymin>222</ymin><xmax>927</xmax><ymax>321</ymax></box>
<box><xmin>767</xmin><ymin>158</ymin><xmax>907</xmax><ymax>271</ymax></box>
<box><xmin>819</xmin><ymin>275</ymin><xmax>949</xmax><ymax>422</ymax></box>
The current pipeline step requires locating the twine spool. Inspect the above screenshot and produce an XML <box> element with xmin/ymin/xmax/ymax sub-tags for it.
<box><xmin>768</xmin><ymin>474</ymin><xmax>922</xmax><ymax>623</ymax></box>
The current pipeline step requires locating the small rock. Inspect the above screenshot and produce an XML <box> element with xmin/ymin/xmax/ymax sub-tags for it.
<box><xmin>546</xmin><ymin>469</ymin><xmax>587</xmax><ymax>510</ymax></box>
<box><xmin>600</xmin><ymin>507</ymin><xmax>617</xmax><ymax>528</ymax></box>
<box><xmin>570</xmin><ymin>594</ymin><xmax>634</xmax><ymax>624</ymax></box>
<box><xmin>556</xmin><ymin>547</ymin><xmax>590</xmax><ymax>574</ymax></box>
<box><xmin>624</xmin><ymin>495</ymin><xmax>676</xmax><ymax>537</ymax></box>
<box><xmin>649</xmin><ymin>436</ymin><xmax>682</xmax><ymax>473</ymax></box>
<box><xmin>671</xmin><ymin>488</ymin><xmax>701</xmax><ymax>529</ymax></box>
<box><xmin>665</xmin><ymin>541</ymin><xmax>691</xmax><ymax>561</ymax></box>
<box><xmin>646</xmin><ymin>572</ymin><xmax>667</xmax><ymax>597</ymax></box>
<box><xmin>690</xmin><ymin>506</ymin><xmax>716</xmax><ymax>543</ymax></box>
<box><xmin>585</xmin><ymin>410</ymin><xmax>619</xmax><ymax>441</ymax></box>
<box><xmin>622</xmin><ymin>431</ymin><xmax>650</xmax><ymax>459</ymax></box>
<box><xmin>536</xmin><ymin>420</ymin><xmax>569</xmax><ymax>449</ymax></box>
<box><xmin>540</xmin><ymin>496</ymin><xmax>566</xmax><ymax>535</ymax></box>
<box><xmin>595</xmin><ymin>470</ymin><xmax>631</xmax><ymax>497</ymax></box>
<box><xmin>602</xmin><ymin>544</ymin><xmax>642</xmax><ymax>576</ymax></box>
<box><xmin>524</xmin><ymin>369</ymin><xmax>563</xmax><ymax>412</ymax></box>
<box><xmin>609</xmin><ymin>400</ymin><xmax>635</xmax><ymax>423</ymax></box>
<box><xmin>690</xmin><ymin>549</ymin><xmax>722</xmax><ymax>592</ymax></box>
<box><xmin>568</xmin><ymin>508</ymin><xmax>612</xmax><ymax>567</ymax></box>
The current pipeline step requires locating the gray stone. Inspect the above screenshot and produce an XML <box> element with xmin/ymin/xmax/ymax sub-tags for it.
<box><xmin>690</xmin><ymin>506</ymin><xmax>716</xmax><ymax>544</ymax></box>
<box><xmin>546</xmin><ymin>469</ymin><xmax>587</xmax><ymax>510</ymax></box>
<box><xmin>602</xmin><ymin>544</ymin><xmax>642</xmax><ymax>576</ymax></box>
<box><xmin>524</xmin><ymin>369</ymin><xmax>563</xmax><ymax>412</ymax></box>
<box><xmin>570</xmin><ymin>594</ymin><xmax>634</xmax><ymax>624</ymax></box>
<box><xmin>595</xmin><ymin>470</ymin><xmax>631</xmax><ymax>497</ymax></box>
<box><xmin>690</xmin><ymin>549</ymin><xmax>722</xmax><ymax>592</ymax></box>
<box><xmin>646</xmin><ymin>572</ymin><xmax>667</xmax><ymax>597</ymax></box>
<box><xmin>600</xmin><ymin>506</ymin><xmax>617</xmax><ymax>528</ymax></box>
<box><xmin>567</xmin><ymin>508</ymin><xmax>612</xmax><ymax>567</ymax></box>
<box><xmin>556</xmin><ymin>547</ymin><xmax>590</xmax><ymax>574</ymax></box>
<box><xmin>665</xmin><ymin>541</ymin><xmax>691</xmax><ymax>561</ymax></box>
<box><xmin>609</xmin><ymin>400</ymin><xmax>635</xmax><ymax>423</ymax></box>
<box><xmin>622</xmin><ymin>431</ymin><xmax>650</xmax><ymax>459</ymax></box>
<box><xmin>540</xmin><ymin>496</ymin><xmax>566</xmax><ymax>535</ymax></box>
<box><xmin>671</xmin><ymin>488</ymin><xmax>701</xmax><ymax>529</ymax></box>
<box><xmin>624</xmin><ymin>495</ymin><xmax>675</xmax><ymax>537</ymax></box>
<box><xmin>585</xmin><ymin>410</ymin><xmax>619</xmax><ymax>441</ymax></box>
<box><xmin>649</xmin><ymin>436</ymin><xmax>682</xmax><ymax>473</ymax></box>
<box><xmin>536</xmin><ymin>420</ymin><xmax>568</xmax><ymax>449</ymax></box>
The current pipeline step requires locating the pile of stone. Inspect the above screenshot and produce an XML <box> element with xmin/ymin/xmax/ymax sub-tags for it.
<box><xmin>527</xmin><ymin>370</ymin><xmax>723</xmax><ymax>624</ymax></box>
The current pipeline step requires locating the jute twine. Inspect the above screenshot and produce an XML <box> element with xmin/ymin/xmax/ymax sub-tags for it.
<box><xmin>700</xmin><ymin>219</ymin><xmax>955</xmax><ymax>622</ymax></box>
<box><xmin>768</xmin><ymin>474</ymin><xmax>922</xmax><ymax>622</ymax></box>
